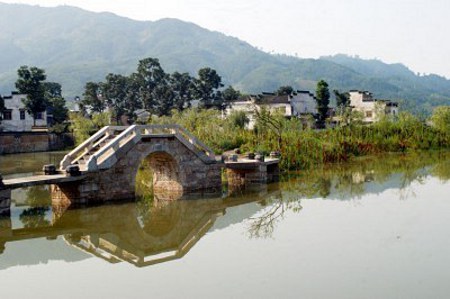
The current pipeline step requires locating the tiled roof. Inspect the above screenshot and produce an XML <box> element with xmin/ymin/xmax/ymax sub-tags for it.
<box><xmin>256</xmin><ymin>94</ymin><xmax>290</xmax><ymax>105</ymax></box>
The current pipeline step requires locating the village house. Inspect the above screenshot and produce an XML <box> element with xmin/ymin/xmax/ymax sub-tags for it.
<box><xmin>348</xmin><ymin>90</ymin><xmax>398</xmax><ymax>123</ymax></box>
<box><xmin>225</xmin><ymin>90</ymin><xmax>318</xmax><ymax>129</ymax></box>
<box><xmin>0</xmin><ymin>92</ymin><xmax>50</xmax><ymax>132</ymax></box>
<box><xmin>225</xmin><ymin>92</ymin><xmax>293</xmax><ymax>129</ymax></box>
<box><xmin>225</xmin><ymin>89</ymin><xmax>398</xmax><ymax>128</ymax></box>
<box><xmin>290</xmin><ymin>90</ymin><xmax>318</xmax><ymax>116</ymax></box>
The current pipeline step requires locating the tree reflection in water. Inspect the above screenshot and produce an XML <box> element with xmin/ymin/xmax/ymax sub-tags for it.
<box><xmin>246</xmin><ymin>151</ymin><xmax>450</xmax><ymax>238</ymax></box>
<box><xmin>19</xmin><ymin>185</ymin><xmax>51</xmax><ymax>228</ymax></box>
<box><xmin>0</xmin><ymin>152</ymin><xmax>448</xmax><ymax>266</ymax></box>
<box><xmin>19</xmin><ymin>207</ymin><xmax>50</xmax><ymax>228</ymax></box>
<box><xmin>431</xmin><ymin>154</ymin><xmax>450</xmax><ymax>181</ymax></box>
<box><xmin>247</xmin><ymin>190</ymin><xmax>303</xmax><ymax>239</ymax></box>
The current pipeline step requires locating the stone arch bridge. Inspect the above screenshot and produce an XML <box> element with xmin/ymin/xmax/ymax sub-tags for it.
<box><xmin>51</xmin><ymin>124</ymin><xmax>223</xmax><ymax>204</ymax></box>
<box><xmin>0</xmin><ymin>125</ymin><xmax>279</xmax><ymax>209</ymax></box>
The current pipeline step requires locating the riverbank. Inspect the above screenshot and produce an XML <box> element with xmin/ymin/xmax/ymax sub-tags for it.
<box><xmin>147</xmin><ymin>109</ymin><xmax>450</xmax><ymax>171</ymax></box>
<box><xmin>0</xmin><ymin>132</ymin><xmax>74</xmax><ymax>155</ymax></box>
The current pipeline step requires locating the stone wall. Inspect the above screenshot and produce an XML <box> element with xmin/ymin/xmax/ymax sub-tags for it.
<box><xmin>291</xmin><ymin>91</ymin><xmax>318</xmax><ymax>115</ymax></box>
<box><xmin>0</xmin><ymin>132</ymin><xmax>74</xmax><ymax>154</ymax></box>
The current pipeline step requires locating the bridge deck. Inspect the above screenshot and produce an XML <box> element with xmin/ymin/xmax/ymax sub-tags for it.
<box><xmin>2</xmin><ymin>173</ymin><xmax>85</xmax><ymax>190</ymax></box>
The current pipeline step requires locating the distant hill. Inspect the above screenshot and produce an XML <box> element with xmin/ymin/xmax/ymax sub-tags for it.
<box><xmin>0</xmin><ymin>3</ymin><xmax>449</xmax><ymax>112</ymax></box>
<box><xmin>321</xmin><ymin>54</ymin><xmax>450</xmax><ymax>111</ymax></box>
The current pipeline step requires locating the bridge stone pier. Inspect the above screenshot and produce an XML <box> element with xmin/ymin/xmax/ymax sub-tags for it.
<box><xmin>0</xmin><ymin>189</ymin><xmax>11</xmax><ymax>217</ymax></box>
<box><xmin>52</xmin><ymin>125</ymin><xmax>223</xmax><ymax>205</ymax></box>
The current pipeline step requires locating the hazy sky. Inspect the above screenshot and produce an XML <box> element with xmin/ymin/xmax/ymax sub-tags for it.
<box><xmin>2</xmin><ymin>0</ymin><xmax>450</xmax><ymax>78</ymax></box>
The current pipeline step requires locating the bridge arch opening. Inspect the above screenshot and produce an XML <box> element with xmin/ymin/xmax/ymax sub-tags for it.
<box><xmin>135</xmin><ymin>151</ymin><xmax>184</xmax><ymax>201</ymax></box>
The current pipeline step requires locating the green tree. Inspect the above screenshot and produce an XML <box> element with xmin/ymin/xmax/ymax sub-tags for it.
<box><xmin>124</xmin><ymin>73</ymin><xmax>143</xmax><ymax>121</ymax></box>
<box><xmin>69</xmin><ymin>113</ymin><xmax>95</xmax><ymax>145</ymax></box>
<box><xmin>254</xmin><ymin>107</ymin><xmax>286</xmax><ymax>150</ymax></box>
<box><xmin>82</xmin><ymin>82</ymin><xmax>104</xmax><ymax>113</ymax></box>
<box><xmin>276</xmin><ymin>85</ymin><xmax>294</xmax><ymax>96</ymax></box>
<box><xmin>48</xmin><ymin>97</ymin><xmax>69</xmax><ymax>124</ymax></box>
<box><xmin>315</xmin><ymin>80</ymin><xmax>330</xmax><ymax>127</ymax></box>
<box><xmin>222</xmin><ymin>85</ymin><xmax>241</xmax><ymax>103</ymax></box>
<box><xmin>135</xmin><ymin>57</ymin><xmax>167</xmax><ymax>111</ymax></box>
<box><xmin>92</xmin><ymin>111</ymin><xmax>111</xmax><ymax>128</ymax></box>
<box><xmin>333</xmin><ymin>90</ymin><xmax>349</xmax><ymax>107</ymax></box>
<box><xmin>152</xmin><ymin>78</ymin><xmax>175</xmax><ymax>116</ymax></box>
<box><xmin>431</xmin><ymin>106</ymin><xmax>450</xmax><ymax>134</ymax></box>
<box><xmin>15</xmin><ymin>66</ymin><xmax>47</xmax><ymax>126</ymax></box>
<box><xmin>333</xmin><ymin>90</ymin><xmax>353</xmax><ymax>127</ymax></box>
<box><xmin>169</xmin><ymin>72</ymin><xmax>195</xmax><ymax>111</ymax></box>
<box><xmin>227</xmin><ymin>110</ymin><xmax>249</xmax><ymax>129</ymax></box>
<box><xmin>103</xmin><ymin>73</ymin><xmax>129</xmax><ymax>124</ymax></box>
<box><xmin>43</xmin><ymin>82</ymin><xmax>62</xmax><ymax>99</ymax></box>
<box><xmin>194</xmin><ymin>67</ymin><xmax>224</xmax><ymax>110</ymax></box>
<box><xmin>43</xmin><ymin>82</ymin><xmax>68</xmax><ymax>125</ymax></box>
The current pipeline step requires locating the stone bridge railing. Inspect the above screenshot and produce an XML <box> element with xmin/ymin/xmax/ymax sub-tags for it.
<box><xmin>60</xmin><ymin>124</ymin><xmax>217</xmax><ymax>172</ymax></box>
<box><xmin>85</xmin><ymin>124</ymin><xmax>140</xmax><ymax>171</ymax></box>
<box><xmin>60</xmin><ymin>126</ymin><xmax>126</xmax><ymax>171</ymax></box>
<box><xmin>142</xmin><ymin>124</ymin><xmax>215</xmax><ymax>161</ymax></box>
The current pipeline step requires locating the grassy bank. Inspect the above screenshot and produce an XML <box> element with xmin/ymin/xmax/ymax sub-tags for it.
<box><xmin>151</xmin><ymin>108</ymin><xmax>450</xmax><ymax>170</ymax></box>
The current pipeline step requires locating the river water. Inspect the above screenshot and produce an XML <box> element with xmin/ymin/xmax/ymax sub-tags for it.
<box><xmin>0</xmin><ymin>151</ymin><xmax>449</xmax><ymax>298</ymax></box>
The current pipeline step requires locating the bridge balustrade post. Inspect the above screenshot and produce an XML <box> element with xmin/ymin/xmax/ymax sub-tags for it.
<box><xmin>59</xmin><ymin>154</ymin><xmax>72</xmax><ymax>170</ymax></box>
<box><xmin>86</xmin><ymin>156</ymin><xmax>98</xmax><ymax>171</ymax></box>
<box><xmin>134</xmin><ymin>127</ymin><xmax>141</xmax><ymax>139</ymax></box>
<box><xmin>106</xmin><ymin>126</ymin><xmax>114</xmax><ymax>136</ymax></box>
<box><xmin>89</xmin><ymin>139</ymin><xmax>95</xmax><ymax>150</ymax></box>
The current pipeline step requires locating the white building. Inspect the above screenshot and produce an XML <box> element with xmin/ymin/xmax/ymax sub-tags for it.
<box><xmin>224</xmin><ymin>96</ymin><xmax>257</xmax><ymax>127</ymax></box>
<box><xmin>290</xmin><ymin>90</ymin><xmax>318</xmax><ymax>116</ymax></box>
<box><xmin>225</xmin><ymin>91</ymin><xmax>317</xmax><ymax>129</ymax></box>
<box><xmin>1</xmin><ymin>92</ymin><xmax>48</xmax><ymax>132</ymax></box>
<box><xmin>348</xmin><ymin>90</ymin><xmax>398</xmax><ymax>123</ymax></box>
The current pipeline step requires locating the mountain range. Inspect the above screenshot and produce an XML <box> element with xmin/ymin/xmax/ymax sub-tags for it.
<box><xmin>0</xmin><ymin>3</ymin><xmax>449</xmax><ymax>112</ymax></box>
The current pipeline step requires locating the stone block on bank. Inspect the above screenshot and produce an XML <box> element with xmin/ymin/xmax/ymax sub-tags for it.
<box><xmin>66</xmin><ymin>165</ymin><xmax>81</xmax><ymax>177</ymax></box>
<box><xmin>43</xmin><ymin>164</ymin><xmax>57</xmax><ymax>175</ymax></box>
<box><xmin>270</xmin><ymin>151</ymin><xmax>281</xmax><ymax>158</ymax></box>
<box><xmin>255</xmin><ymin>154</ymin><xmax>265</xmax><ymax>162</ymax></box>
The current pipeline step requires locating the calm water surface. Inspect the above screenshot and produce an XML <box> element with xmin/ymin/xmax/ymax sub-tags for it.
<box><xmin>0</xmin><ymin>151</ymin><xmax>449</xmax><ymax>298</ymax></box>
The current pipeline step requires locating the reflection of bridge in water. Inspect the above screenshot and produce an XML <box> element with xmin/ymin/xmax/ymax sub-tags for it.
<box><xmin>0</xmin><ymin>186</ymin><xmax>281</xmax><ymax>267</ymax></box>
<box><xmin>2</xmin><ymin>152</ymin><xmax>444</xmax><ymax>268</ymax></box>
